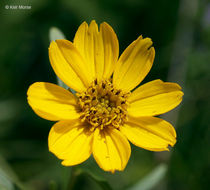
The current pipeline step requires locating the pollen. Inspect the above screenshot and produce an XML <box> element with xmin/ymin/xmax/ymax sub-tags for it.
<box><xmin>77</xmin><ymin>79</ymin><xmax>130</xmax><ymax>130</ymax></box>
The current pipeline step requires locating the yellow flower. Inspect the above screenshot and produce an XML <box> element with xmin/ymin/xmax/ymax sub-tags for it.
<box><xmin>27</xmin><ymin>20</ymin><xmax>183</xmax><ymax>173</ymax></box>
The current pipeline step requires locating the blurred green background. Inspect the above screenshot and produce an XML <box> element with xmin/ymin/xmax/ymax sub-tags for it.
<box><xmin>0</xmin><ymin>0</ymin><xmax>210</xmax><ymax>189</ymax></box>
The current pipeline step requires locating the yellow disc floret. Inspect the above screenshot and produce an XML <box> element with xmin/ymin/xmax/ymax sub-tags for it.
<box><xmin>77</xmin><ymin>79</ymin><xmax>130</xmax><ymax>130</ymax></box>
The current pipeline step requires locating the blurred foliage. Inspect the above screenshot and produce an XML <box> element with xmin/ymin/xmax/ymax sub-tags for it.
<box><xmin>0</xmin><ymin>0</ymin><xmax>210</xmax><ymax>189</ymax></box>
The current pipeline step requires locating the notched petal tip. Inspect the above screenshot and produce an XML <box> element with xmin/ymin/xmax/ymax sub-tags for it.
<box><xmin>89</xmin><ymin>20</ymin><xmax>99</xmax><ymax>32</ymax></box>
<box><xmin>90</xmin><ymin>19</ymin><xmax>97</xmax><ymax>24</ymax></box>
<box><xmin>55</xmin><ymin>39</ymin><xmax>74</xmax><ymax>49</ymax></box>
<box><xmin>174</xmin><ymin>83</ymin><xmax>182</xmax><ymax>90</ymax></box>
<box><xmin>165</xmin><ymin>138</ymin><xmax>177</xmax><ymax>152</ymax></box>
<box><xmin>61</xmin><ymin>160</ymin><xmax>69</xmax><ymax>166</ymax></box>
<box><xmin>100</xmin><ymin>21</ymin><xmax>114</xmax><ymax>30</ymax></box>
<box><xmin>135</xmin><ymin>35</ymin><xmax>143</xmax><ymax>42</ymax></box>
<box><xmin>175</xmin><ymin>91</ymin><xmax>184</xmax><ymax>106</ymax></box>
<box><xmin>81</xmin><ymin>21</ymin><xmax>88</xmax><ymax>25</ymax></box>
<box><xmin>61</xmin><ymin>159</ymin><xmax>78</xmax><ymax>167</ymax></box>
<box><xmin>149</xmin><ymin>46</ymin><xmax>155</xmax><ymax>62</ymax></box>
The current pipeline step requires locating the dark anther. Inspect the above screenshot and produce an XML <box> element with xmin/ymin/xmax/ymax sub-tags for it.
<box><xmin>92</xmin><ymin>96</ymin><xmax>96</xmax><ymax>101</ymax></box>
<box><xmin>91</xmin><ymin>88</ymin><xmax>95</xmax><ymax>93</ymax></box>
<box><xmin>93</xmin><ymin>110</ymin><xmax>97</xmax><ymax>114</ymax></box>
<box><xmin>84</xmin><ymin>102</ymin><xmax>89</xmax><ymax>106</ymax></box>
<box><xmin>84</xmin><ymin>95</ymin><xmax>89</xmax><ymax>99</ymax></box>
<box><xmin>94</xmin><ymin>79</ymin><xmax>98</xmax><ymax>85</ymax></box>
<box><xmin>102</xmin><ymin>83</ymin><xmax>106</xmax><ymax>89</ymax></box>
<box><xmin>121</xmin><ymin>101</ymin><xmax>125</xmax><ymax>104</ymax></box>
<box><xmin>115</xmin><ymin>90</ymin><xmax>121</xmax><ymax>95</ymax></box>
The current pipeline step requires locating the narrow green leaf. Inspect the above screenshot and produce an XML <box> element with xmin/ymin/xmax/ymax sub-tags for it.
<box><xmin>0</xmin><ymin>184</ymin><xmax>12</xmax><ymax>190</ymax></box>
<box><xmin>0</xmin><ymin>169</ymin><xmax>14</xmax><ymax>190</ymax></box>
<box><xmin>0</xmin><ymin>156</ymin><xmax>28</xmax><ymax>190</ymax></box>
<box><xmin>127</xmin><ymin>164</ymin><xmax>167</xmax><ymax>190</ymax></box>
<box><xmin>49</xmin><ymin>27</ymin><xmax>66</xmax><ymax>41</ymax></box>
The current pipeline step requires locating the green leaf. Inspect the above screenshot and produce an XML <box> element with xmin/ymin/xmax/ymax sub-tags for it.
<box><xmin>0</xmin><ymin>169</ymin><xmax>14</xmax><ymax>190</ymax></box>
<box><xmin>49</xmin><ymin>27</ymin><xmax>66</xmax><ymax>41</ymax></box>
<box><xmin>66</xmin><ymin>167</ymin><xmax>113</xmax><ymax>190</ymax></box>
<box><xmin>81</xmin><ymin>169</ymin><xmax>113</xmax><ymax>190</ymax></box>
<box><xmin>127</xmin><ymin>164</ymin><xmax>167</xmax><ymax>190</ymax></box>
<box><xmin>49</xmin><ymin>27</ymin><xmax>69</xmax><ymax>90</ymax></box>
<box><xmin>0</xmin><ymin>156</ymin><xmax>28</xmax><ymax>190</ymax></box>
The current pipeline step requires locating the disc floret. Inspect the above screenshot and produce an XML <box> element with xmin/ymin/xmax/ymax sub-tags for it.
<box><xmin>77</xmin><ymin>79</ymin><xmax>130</xmax><ymax>130</ymax></box>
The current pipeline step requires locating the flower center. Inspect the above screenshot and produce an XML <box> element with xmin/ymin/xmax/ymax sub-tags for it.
<box><xmin>77</xmin><ymin>79</ymin><xmax>130</xmax><ymax>131</ymax></box>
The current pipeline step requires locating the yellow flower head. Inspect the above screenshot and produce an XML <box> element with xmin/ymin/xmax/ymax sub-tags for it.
<box><xmin>27</xmin><ymin>20</ymin><xmax>184</xmax><ymax>173</ymax></box>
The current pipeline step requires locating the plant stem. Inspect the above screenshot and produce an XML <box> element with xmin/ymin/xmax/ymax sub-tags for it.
<box><xmin>66</xmin><ymin>167</ymin><xmax>81</xmax><ymax>190</ymax></box>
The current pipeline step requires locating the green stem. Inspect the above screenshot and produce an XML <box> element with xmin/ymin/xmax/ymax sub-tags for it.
<box><xmin>66</xmin><ymin>167</ymin><xmax>81</xmax><ymax>190</ymax></box>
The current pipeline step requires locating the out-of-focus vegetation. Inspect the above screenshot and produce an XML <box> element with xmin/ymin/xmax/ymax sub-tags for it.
<box><xmin>0</xmin><ymin>0</ymin><xmax>210</xmax><ymax>189</ymax></box>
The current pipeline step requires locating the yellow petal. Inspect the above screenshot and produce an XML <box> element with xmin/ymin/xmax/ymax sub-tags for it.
<box><xmin>129</xmin><ymin>79</ymin><xmax>182</xmax><ymax>102</ymax></box>
<box><xmin>73</xmin><ymin>22</ymin><xmax>95</xmax><ymax>81</ymax></box>
<box><xmin>27</xmin><ymin>82</ymin><xmax>80</xmax><ymax>121</ymax></box>
<box><xmin>48</xmin><ymin>120</ymin><xmax>93</xmax><ymax>166</ymax></box>
<box><xmin>49</xmin><ymin>40</ymin><xmax>90</xmax><ymax>92</ymax></box>
<box><xmin>113</xmin><ymin>36</ymin><xmax>155</xmax><ymax>92</ymax></box>
<box><xmin>100</xmin><ymin>22</ymin><xmax>119</xmax><ymax>79</ymax></box>
<box><xmin>73</xmin><ymin>20</ymin><xmax>119</xmax><ymax>81</ymax></box>
<box><xmin>127</xmin><ymin>80</ymin><xmax>184</xmax><ymax>117</ymax></box>
<box><xmin>121</xmin><ymin>117</ymin><xmax>176</xmax><ymax>151</ymax></box>
<box><xmin>93</xmin><ymin>128</ymin><xmax>131</xmax><ymax>173</ymax></box>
